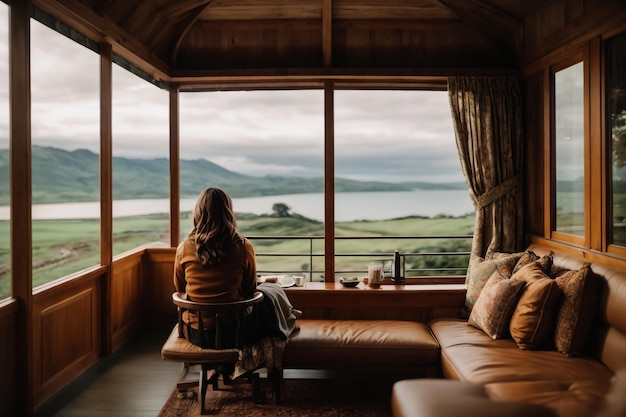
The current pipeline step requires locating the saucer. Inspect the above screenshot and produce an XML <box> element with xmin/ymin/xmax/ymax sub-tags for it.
<box><xmin>340</xmin><ymin>278</ymin><xmax>360</xmax><ymax>287</ymax></box>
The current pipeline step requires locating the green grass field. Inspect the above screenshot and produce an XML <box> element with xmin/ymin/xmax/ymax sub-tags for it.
<box><xmin>0</xmin><ymin>212</ymin><xmax>475</xmax><ymax>299</ymax></box>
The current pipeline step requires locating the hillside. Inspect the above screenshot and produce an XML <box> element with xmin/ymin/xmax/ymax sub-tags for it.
<box><xmin>0</xmin><ymin>146</ymin><xmax>467</xmax><ymax>205</ymax></box>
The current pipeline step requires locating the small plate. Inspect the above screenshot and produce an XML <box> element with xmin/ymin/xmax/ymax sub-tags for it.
<box><xmin>259</xmin><ymin>275</ymin><xmax>295</xmax><ymax>288</ymax></box>
<box><xmin>340</xmin><ymin>278</ymin><xmax>360</xmax><ymax>288</ymax></box>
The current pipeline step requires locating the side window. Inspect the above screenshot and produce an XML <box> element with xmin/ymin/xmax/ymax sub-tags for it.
<box><xmin>112</xmin><ymin>61</ymin><xmax>169</xmax><ymax>256</ymax></box>
<box><xmin>553</xmin><ymin>61</ymin><xmax>585</xmax><ymax>239</ymax></box>
<box><xmin>30</xmin><ymin>19</ymin><xmax>100</xmax><ymax>287</ymax></box>
<box><xmin>0</xmin><ymin>3</ymin><xmax>8</xmax><ymax>299</ymax></box>
<box><xmin>608</xmin><ymin>32</ymin><xmax>626</xmax><ymax>247</ymax></box>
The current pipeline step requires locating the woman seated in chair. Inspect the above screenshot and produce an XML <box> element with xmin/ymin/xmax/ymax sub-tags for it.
<box><xmin>173</xmin><ymin>187</ymin><xmax>258</xmax><ymax>349</ymax></box>
<box><xmin>174</xmin><ymin>187</ymin><xmax>299</xmax><ymax>374</ymax></box>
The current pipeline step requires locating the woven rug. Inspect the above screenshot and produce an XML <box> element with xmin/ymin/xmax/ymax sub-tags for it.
<box><xmin>158</xmin><ymin>376</ymin><xmax>395</xmax><ymax>417</ymax></box>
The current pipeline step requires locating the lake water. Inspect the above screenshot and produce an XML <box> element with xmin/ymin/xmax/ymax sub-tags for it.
<box><xmin>0</xmin><ymin>190</ymin><xmax>475</xmax><ymax>222</ymax></box>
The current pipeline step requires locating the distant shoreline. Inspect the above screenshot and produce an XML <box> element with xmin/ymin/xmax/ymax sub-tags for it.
<box><xmin>0</xmin><ymin>190</ymin><xmax>475</xmax><ymax>222</ymax></box>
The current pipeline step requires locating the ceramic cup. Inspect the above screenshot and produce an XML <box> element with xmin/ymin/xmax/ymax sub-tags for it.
<box><xmin>293</xmin><ymin>275</ymin><xmax>305</xmax><ymax>287</ymax></box>
<box><xmin>368</xmin><ymin>264</ymin><xmax>382</xmax><ymax>287</ymax></box>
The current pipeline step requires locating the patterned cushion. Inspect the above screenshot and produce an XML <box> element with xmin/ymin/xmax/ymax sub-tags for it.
<box><xmin>554</xmin><ymin>264</ymin><xmax>598</xmax><ymax>356</ymax></box>
<box><xmin>468</xmin><ymin>266</ymin><xmax>525</xmax><ymax>339</ymax></box>
<box><xmin>463</xmin><ymin>252</ymin><xmax>523</xmax><ymax>317</ymax></box>
<box><xmin>509</xmin><ymin>262</ymin><xmax>562</xmax><ymax>350</ymax></box>
<box><xmin>512</xmin><ymin>250</ymin><xmax>539</xmax><ymax>274</ymax></box>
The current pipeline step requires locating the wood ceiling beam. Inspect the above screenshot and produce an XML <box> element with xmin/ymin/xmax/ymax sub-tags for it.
<box><xmin>33</xmin><ymin>0</ymin><xmax>171</xmax><ymax>81</ymax></box>
<box><xmin>171</xmin><ymin>1</ymin><xmax>216</xmax><ymax>67</ymax></box>
<box><xmin>322</xmin><ymin>0</ymin><xmax>332</xmax><ymax>67</ymax></box>
<box><xmin>170</xmin><ymin>66</ymin><xmax>516</xmax><ymax>87</ymax></box>
<box><xmin>158</xmin><ymin>0</ymin><xmax>214</xmax><ymax>19</ymax></box>
<box><xmin>434</xmin><ymin>0</ymin><xmax>523</xmax><ymax>64</ymax></box>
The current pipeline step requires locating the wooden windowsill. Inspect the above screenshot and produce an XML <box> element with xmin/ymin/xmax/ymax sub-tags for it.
<box><xmin>285</xmin><ymin>281</ymin><xmax>465</xmax><ymax>292</ymax></box>
<box><xmin>284</xmin><ymin>281</ymin><xmax>466</xmax><ymax>310</ymax></box>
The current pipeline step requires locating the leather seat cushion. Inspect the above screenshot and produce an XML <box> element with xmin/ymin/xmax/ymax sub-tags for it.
<box><xmin>161</xmin><ymin>325</ymin><xmax>240</xmax><ymax>363</ymax></box>
<box><xmin>283</xmin><ymin>319</ymin><xmax>440</xmax><ymax>369</ymax></box>
<box><xmin>430</xmin><ymin>318</ymin><xmax>613</xmax><ymax>415</ymax></box>
<box><xmin>392</xmin><ymin>379</ymin><xmax>558</xmax><ymax>417</ymax></box>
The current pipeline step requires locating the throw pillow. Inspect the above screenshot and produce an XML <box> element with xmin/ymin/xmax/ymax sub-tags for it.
<box><xmin>512</xmin><ymin>250</ymin><xmax>539</xmax><ymax>274</ymax></box>
<box><xmin>509</xmin><ymin>262</ymin><xmax>562</xmax><ymax>350</ymax></box>
<box><xmin>462</xmin><ymin>252</ymin><xmax>523</xmax><ymax>317</ymax></box>
<box><xmin>536</xmin><ymin>251</ymin><xmax>555</xmax><ymax>272</ymax></box>
<box><xmin>468</xmin><ymin>266</ymin><xmax>526</xmax><ymax>339</ymax></box>
<box><xmin>554</xmin><ymin>264</ymin><xmax>598</xmax><ymax>356</ymax></box>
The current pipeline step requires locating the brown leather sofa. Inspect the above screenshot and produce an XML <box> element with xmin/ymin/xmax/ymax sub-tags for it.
<box><xmin>392</xmin><ymin>244</ymin><xmax>626</xmax><ymax>417</ymax></box>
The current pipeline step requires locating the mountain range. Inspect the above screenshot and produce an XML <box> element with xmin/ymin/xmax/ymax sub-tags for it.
<box><xmin>0</xmin><ymin>146</ymin><xmax>468</xmax><ymax>205</ymax></box>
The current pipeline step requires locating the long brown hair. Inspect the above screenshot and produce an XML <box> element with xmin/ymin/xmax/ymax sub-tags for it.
<box><xmin>189</xmin><ymin>187</ymin><xmax>242</xmax><ymax>265</ymax></box>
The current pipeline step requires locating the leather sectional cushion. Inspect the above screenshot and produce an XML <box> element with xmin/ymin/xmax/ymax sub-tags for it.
<box><xmin>283</xmin><ymin>319</ymin><xmax>440</xmax><ymax>370</ymax></box>
<box><xmin>485</xmin><ymin>379</ymin><xmax>612</xmax><ymax>417</ymax></box>
<box><xmin>392</xmin><ymin>379</ymin><xmax>558</xmax><ymax>417</ymax></box>
<box><xmin>429</xmin><ymin>318</ymin><xmax>614</xmax><ymax>415</ymax></box>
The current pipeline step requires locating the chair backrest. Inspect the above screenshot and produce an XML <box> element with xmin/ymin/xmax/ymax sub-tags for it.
<box><xmin>172</xmin><ymin>291</ymin><xmax>264</xmax><ymax>349</ymax></box>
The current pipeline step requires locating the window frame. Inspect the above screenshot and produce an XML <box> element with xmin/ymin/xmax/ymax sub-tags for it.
<box><xmin>605</xmin><ymin>30</ymin><xmax>626</xmax><ymax>257</ymax></box>
<box><xmin>548</xmin><ymin>51</ymin><xmax>589</xmax><ymax>248</ymax></box>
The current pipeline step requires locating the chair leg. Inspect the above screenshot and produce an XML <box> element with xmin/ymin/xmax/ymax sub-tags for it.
<box><xmin>199</xmin><ymin>365</ymin><xmax>209</xmax><ymax>415</ymax></box>
<box><xmin>207</xmin><ymin>369</ymin><xmax>219</xmax><ymax>390</ymax></box>
<box><xmin>269</xmin><ymin>368</ymin><xmax>283</xmax><ymax>405</ymax></box>
<box><xmin>252</xmin><ymin>372</ymin><xmax>266</xmax><ymax>404</ymax></box>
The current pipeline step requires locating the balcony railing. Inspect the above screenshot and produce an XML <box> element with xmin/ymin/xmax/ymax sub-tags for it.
<box><xmin>247</xmin><ymin>235</ymin><xmax>473</xmax><ymax>281</ymax></box>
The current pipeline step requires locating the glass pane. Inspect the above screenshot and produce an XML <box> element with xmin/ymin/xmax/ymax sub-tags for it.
<box><xmin>0</xmin><ymin>4</ymin><xmax>9</xmax><ymax>299</ymax></box>
<box><xmin>554</xmin><ymin>62</ymin><xmax>585</xmax><ymax>236</ymax></box>
<box><xmin>180</xmin><ymin>90</ymin><xmax>324</xmax><ymax>282</ymax></box>
<box><xmin>112</xmin><ymin>63</ymin><xmax>169</xmax><ymax>256</ymax></box>
<box><xmin>334</xmin><ymin>90</ymin><xmax>473</xmax><ymax>281</ymax></box>
<box><xmin>30</xmin><ymin>20</ymin><xmax>100</xmax><ymax>287</ymax></box>
<box><xmin>609</xmin><ymin>32</ymin><xmax>626</xmax><ymax>246</ymax></box>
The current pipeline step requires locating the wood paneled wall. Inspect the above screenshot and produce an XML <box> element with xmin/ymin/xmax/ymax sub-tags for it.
<box><xmin>523</xmin><ymin>0</ymin><xmax>625</xmax><ymax>66</ymax></box>
<box><xmin>32</xmin><ymin>270</ymin><xmax>103</xmax><ymax>405</ymax></box>
<box><xmin>22</xmin><ymin>250</ymin><xmax>145</xmax><ymax>407</ymax></box>
<box><xmin>141</xmin><ymin>248</ymin><xmax>178</xmax><ymax>326</ymax></box>
<box><xmin>0</xmin><ymin>299</ymin><xmax>17</xmax><ymax>417</ymax></box>
<box><xmin>111</xmin><ymin>252</ymin><xmax>143</xmax><ymax>348</ymax></box>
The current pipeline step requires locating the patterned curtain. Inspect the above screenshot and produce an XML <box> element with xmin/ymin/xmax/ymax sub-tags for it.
<box><xmin>448</xmin><ymin>76</ymin><xmax>524</xmax><ymax>258</ymax></box>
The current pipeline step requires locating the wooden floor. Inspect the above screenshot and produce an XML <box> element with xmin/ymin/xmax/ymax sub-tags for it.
<box><xmin>34</xmin><ymin>326</ymin><xmax>399</xmax><ymax>417</ymax></box>
<box><xmin>35</xmin><ymin>326</ymin><xmax>184</xmax><ymax>417</ymax></box>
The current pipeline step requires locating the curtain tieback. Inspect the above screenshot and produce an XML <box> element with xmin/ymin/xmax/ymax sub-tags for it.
<box><xmin>470</xmin><ymin>176</ymin><xmax>519</xmax><ymax>210</ymax></box>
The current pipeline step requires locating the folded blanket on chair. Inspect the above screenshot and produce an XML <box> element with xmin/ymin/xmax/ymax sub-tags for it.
<box><xmin>234</xmin><ymin>283</ymin><xmax>299</xmax><ymax>377</ymax></box>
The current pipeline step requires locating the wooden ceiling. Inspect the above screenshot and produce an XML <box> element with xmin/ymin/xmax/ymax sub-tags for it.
<box><xmin>35</xmin><ymin>0</ymin><xmax>547</xmax><ymax>83</ymax></box>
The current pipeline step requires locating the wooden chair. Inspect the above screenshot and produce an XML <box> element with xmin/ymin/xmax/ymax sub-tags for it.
<box><xmin>161</xmin><ymin>291</ymin><xmax>264</xmax><ymax>414</ymax></box>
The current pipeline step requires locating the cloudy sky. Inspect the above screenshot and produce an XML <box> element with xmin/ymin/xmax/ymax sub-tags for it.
<box><xmin>0</xmin><ymin>5</ymin><xmax>465</xmax><ymax>184</ymax></box>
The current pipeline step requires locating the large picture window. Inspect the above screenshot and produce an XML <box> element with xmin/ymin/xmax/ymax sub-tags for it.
<box><xmin>334</xmin><ymin>90</ymin><xmax>473</xmax><ymax>280</ymax></box>
<box><xmin>30</xmin><ymin>19</ymin><xmax>100</xmax><ymax>287</ymax></box>
<box><xmin>179</xmin><ymin>90</ymin><xmax>325</xmax><ymax>280</ymax></box>
<box><xmin>554</xmin><ymin>61</ymin><xmax>585</xmax><ymax>238</ymax></box>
